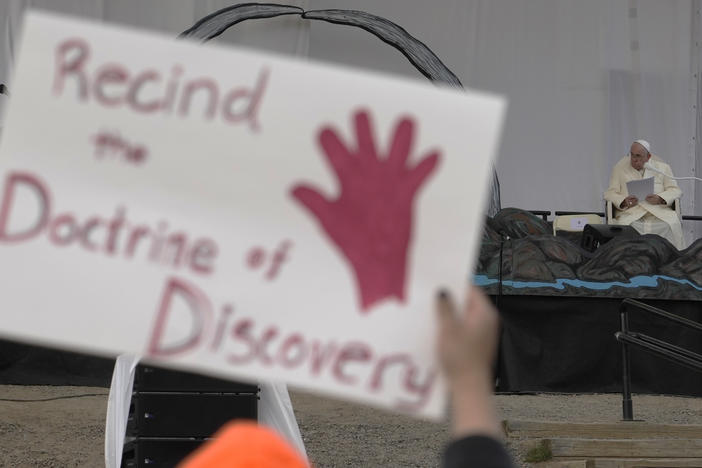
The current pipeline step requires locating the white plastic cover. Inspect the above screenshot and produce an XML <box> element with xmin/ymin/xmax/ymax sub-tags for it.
<box><xmin>104</xmin><ymin>354</ymin><xmax>140</xmax><ymax>468</ymax></box>
<box><xmin>104</xmin><ymin>356</ymin><xmax>307</xmax><ymax>467</ymax></box>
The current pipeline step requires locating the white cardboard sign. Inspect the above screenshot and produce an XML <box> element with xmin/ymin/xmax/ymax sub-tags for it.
<box><xmin>0</xmin><ymin>11</ymin><xmax>505</xmax><ymax>418</ymax></box>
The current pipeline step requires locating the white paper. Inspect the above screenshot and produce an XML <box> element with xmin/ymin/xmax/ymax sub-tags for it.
<box><xmin>0</xmin><ymin>11</ymin><xmax>505</xmax><ymax>419</ymax></box>
<box><xmin>626</xmin><ymin>177</ymin><xmax>654</xmax><ymax>202</ymax></box>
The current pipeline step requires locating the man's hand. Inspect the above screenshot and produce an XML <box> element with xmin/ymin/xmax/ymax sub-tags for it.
<box><xmin>645</xmin><ymin>194</ymin><xmax>666</xmax><ymax>205</ymax></box>
<box><xmin>436</xmin><ymin>286</ymin><xmax>501</xmax><ymax>438</ymax></box>
<box><xmin>620</xmin><ymin>195</ymin><xmax>638</xmax><ymax>209</ymax></box>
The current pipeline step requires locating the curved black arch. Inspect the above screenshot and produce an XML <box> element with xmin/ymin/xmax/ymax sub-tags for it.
<box><xmin>180</xmin><ymin>3</ymin><xmax>501</xmax><ymax>215</ymax></box>
<box><xmin>301</xmin><ymin>9</ymin><xmax>462</xmax><ymax>88</ymax></box>
<box><xmin>179</xmin><ymin>3</ymin><xmax>461</xmax><ymax>87</ymax></box>
<box><xmin>179</xmin><ymin>3</ymin><xmax>302</xmax><ymax>41</ymax></box>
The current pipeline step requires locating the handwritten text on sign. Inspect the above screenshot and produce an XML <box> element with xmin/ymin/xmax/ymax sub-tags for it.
<box><xmin>0</xmin><ymin>11</ymin><xmax>504</xmax><ymax>418</ymax></box>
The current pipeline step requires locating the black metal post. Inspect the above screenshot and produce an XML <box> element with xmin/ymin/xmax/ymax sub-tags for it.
<box><xmin>497</xmin><ymin>237</ymin><xmax>504</xmax><ymax>302</ymax></box>
<box><xmin>494</xmin><ymin>236</ymin><xmax>506</xmax><ymax>391</ymax></box>
<box><xmin>620</xmin><ymin>308</ymin><xmax>633</xmax><ymax>420</ymax></box>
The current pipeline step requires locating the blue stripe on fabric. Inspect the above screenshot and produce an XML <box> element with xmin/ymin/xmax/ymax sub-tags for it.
<box><xmin>473</xmin><ymin>274</ymin><xmax>702</xmax><ymax>291</ymax></box>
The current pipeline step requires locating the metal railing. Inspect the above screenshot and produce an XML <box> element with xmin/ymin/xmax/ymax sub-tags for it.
<box><xmin>615</xmin><ymin>298</ymin><xmax>702</xmax><ymax>420</ymax></box>
<box><xmin>528</xmin><ymin>210</ymin><xmax>551</xmax><ymax>221</ymax></box>
<box><xmin>554</xmin><ymin>210</ymin><xmax>605</xmax><ymax>217</ymax></box>
<box><xmin>524</xmin><ymin>210</ymin><xmax>702</xmax><ymax>223</ymax></box>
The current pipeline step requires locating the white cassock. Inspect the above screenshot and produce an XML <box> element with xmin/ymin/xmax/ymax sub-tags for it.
<box><xmin>604</xmin><ymin>155</ymin><xmax>685</xmax><ymax>249</ymax></box>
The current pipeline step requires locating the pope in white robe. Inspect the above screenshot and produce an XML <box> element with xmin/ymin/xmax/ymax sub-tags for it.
<box><xmin>604</xmin><ymin>139</ymin><xmax>685</xmax><ymax>249</ymax></box>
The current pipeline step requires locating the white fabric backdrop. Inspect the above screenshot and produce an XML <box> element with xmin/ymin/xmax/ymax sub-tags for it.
<box><xmin>0</xmin><ymin>0</ymin><xmax>700</xmax><ymax>243</ymax></box>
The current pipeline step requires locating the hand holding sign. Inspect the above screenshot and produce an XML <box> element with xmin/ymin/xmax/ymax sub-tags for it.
<box><xmin>436</xmin><ymin>287</ymin><xmax>502</xmax><ymax>439</ymax></box>
<box><xmin>292</xmin><ymin>110</ymin><xmax>440</xmax><ymax>312</ymax></box>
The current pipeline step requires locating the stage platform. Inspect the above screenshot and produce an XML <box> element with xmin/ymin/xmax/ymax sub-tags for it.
<box><xmin>477</xmin><ymin>208</ymin><xmax>702</xmax><ymax>396</ymax></box>
<box><xmin>2</xmin><ymin>208</ymin><xmax>701</xmax><ymax>395</ymax></box>
<box><xmin>493</xmin><ymin>294</ymin><xmax>702</xmax><ymax>396</ymax></box>
<box><xmin>0</xmin><ymin>339</ymin><xmax>112</xmax><ymax>386</ymax></box>
<box><xmin>3</xmin><ymin>294</ymin><xmax>700</xmax><ymax>396</ymax></box>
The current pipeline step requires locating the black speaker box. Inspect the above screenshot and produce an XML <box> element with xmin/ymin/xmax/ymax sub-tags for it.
<box><xmin>121</xmin><ymin>437</ymin><xmax>208</xmax><ymax>468</ymax></box>
<box><xmin>580</xmin><ymin>223</ymin><xmax>639</xmax><ymax>252</ymax></box>
<box><xmin>134</xmin><ymin>365</ymin><xmax>258</xmax><ymax>393</ymax></box>
<box><xmin>129</xmin><ymin>393</ymin><xmax>258</xmax><ymax>438</ymax></box>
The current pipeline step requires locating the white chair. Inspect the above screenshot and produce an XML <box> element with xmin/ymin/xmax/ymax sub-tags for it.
<box><xmin>605</xmin><ymin>198</ymin><xmax>681</xmax><ymax>224</ymax></box>
<box><xmin>552</xmin><ymin>213</ymin><xmax>604</xmax><ymax>236</ymax></box>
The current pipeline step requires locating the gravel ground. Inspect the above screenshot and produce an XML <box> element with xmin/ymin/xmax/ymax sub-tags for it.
<box><xmin>0</xmin><ymin>385</ymin><xmax>701</xmax><ymax>467</ymax></box>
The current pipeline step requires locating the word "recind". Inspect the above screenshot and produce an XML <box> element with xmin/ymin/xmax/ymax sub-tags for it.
<box><xmin>52</xmin><ymin>38</ymin><xmax>269</xmax><ymax>131</ymax></box>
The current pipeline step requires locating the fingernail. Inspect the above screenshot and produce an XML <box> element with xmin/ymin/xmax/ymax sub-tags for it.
<box><xmin>438</xmin><ymin>289</ymin><xmax>449</xmax><ymax>300</ymax></box>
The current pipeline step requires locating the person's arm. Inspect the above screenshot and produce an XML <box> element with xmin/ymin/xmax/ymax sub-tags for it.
<box><xmin>437</xmin><ymin>287</ymin><xmax>516</xmax><ymax>468</ymax></box>
<box><xmin>655</xmin><ymin>162</ymin><xmax>681</xmax><ymax>206</ymax></box>
<box><xmin>604</xmin><ymin>163</ymin><xmax>629</xmax><ymax>209</ymax></box>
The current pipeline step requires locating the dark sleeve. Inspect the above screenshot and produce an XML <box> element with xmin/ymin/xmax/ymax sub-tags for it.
<box><xmin>442</xmin><ymin>435</ymin><xmax>516</xmax><ymax>468</ymax></box>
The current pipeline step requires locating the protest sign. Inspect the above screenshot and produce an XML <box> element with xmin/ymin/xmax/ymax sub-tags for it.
<box><xmin>0</xmin><ymin>10</ymin><xmax>505</xmax><ymax>418</ymax></box>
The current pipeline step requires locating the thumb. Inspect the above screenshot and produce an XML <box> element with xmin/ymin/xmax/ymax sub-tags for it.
<box><xmin>291</xmin><ymin>184</ymin><xmax>332</xmax><ymax>221</ymax></box>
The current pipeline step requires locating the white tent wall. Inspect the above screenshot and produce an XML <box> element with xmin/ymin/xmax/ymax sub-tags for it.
<box><xmin>0</xmin><ymin>0</ymin><xmax>700</xmax><ymax>242</ymax></box>
<box><xmin>696</xmin><ymin>1</ymin><xmax>702</xmax><ymax>242</ymax></box>
<box><xmin>445</xmin><ymin>0</ymin><xmax>699</xmax><ymax>243</ymax></box>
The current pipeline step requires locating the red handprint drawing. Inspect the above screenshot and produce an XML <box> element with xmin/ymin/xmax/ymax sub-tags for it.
<box><xmin>291</xmin><ymin>110</ymin><xmax>441</xmax><ymax>312</ymax></box>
